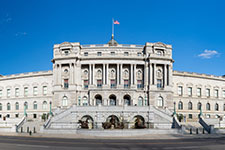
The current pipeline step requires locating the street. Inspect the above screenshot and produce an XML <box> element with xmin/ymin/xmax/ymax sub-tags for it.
<box><xmin>0</xmin><ymin>135</ymin><xmax>224</xmax><ymax>150</ymax></box>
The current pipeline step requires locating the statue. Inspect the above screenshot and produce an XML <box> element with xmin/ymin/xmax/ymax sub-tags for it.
<box><xmin>134</xmin><ymin>117</ymin><xmax>146</xmax><ymax>129</ymax></box>
<box><xmin>102</xmin><ymin>116</ymin><xmax>124</xmax><ymax>129</ymax></box>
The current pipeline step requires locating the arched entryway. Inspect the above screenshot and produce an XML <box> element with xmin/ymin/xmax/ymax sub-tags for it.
<box><xmin>95</xmin><ymin>94</ymin><xmax>102</xmax><ymax>106</ymax></box>
<box><xmin>109</xmin><ymin>95</ymin><xmax>116</xmax><ymax>106</ymax></box>
<box><xmin>102</xmin><ymin>115</ymin><xmax>123</xmax><ymax>129</ymax></box>
<box><xmin>79</xmin><ymin>115</ymin><xmax>94</xmax><ymax>129</ymax></box>
<box><xmin>124</xmin><ymin>95</ymin><xmax>131</xmax><ymax>106</ymax></box>
<box><xmin>132</xmin><ymin>115</ymin><xmax>146</xmax><ymax>129</ymax></box>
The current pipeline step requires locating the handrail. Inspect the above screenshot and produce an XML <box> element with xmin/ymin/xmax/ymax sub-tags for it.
<box><xmin>15</xmin><ymin>116</ymin><xmax>26</xmax><ymax>132</ymax></box>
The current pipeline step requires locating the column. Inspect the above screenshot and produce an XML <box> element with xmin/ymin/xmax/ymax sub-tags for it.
<box><xmin>89</xmin><ymin>64</ymin><xmax>92</xmax><ymax>85</ymax></box>
<box><xmin>130</xmin><ymin>64</ymin><xmax>133</xmax><ymax>85</ymax></box>
<box><xmin>168</xmin><ymin>64</ymin><xmax>172</xmax><ymax>86</ymax></box>
<box><xmin>53</xmin><ymin>64</ymin><xmax>57</xmax><ymax>85</ymax></box>
<box><xmin>106</xmin><ymin>64</ymin><xmax>109</xmax><ymax>85</ymax></box>
<box><xmin>59</xmin><ymin>64</ymin><xmax>62</xmax><ymax>85</ymax></box>
<box><xmin>117</xmin><ymin>64</ymin><xmax>119</xmax><ymax>85</ymax></box>
<box><xmin>154</xmin><ymin>63</ymin><xmax>157</xmax><ymax>85</ymax></box>
<box><xmin>103</xmin><ymin>64</ymin><xmax>106</xmax><ymax>85</ymax></box>
<box><xmin>70</xmin><ymin>63</ymin><xmax>73</xmax><ymax>84</ymax></box>
<box><xmin>149</xmin><ymin>63</ymin><xmax>152</xmax><ymax>85</ymax></box>
<box><xmin>134</xmin><ymin>64</ymin><xmax>137</xmax><ymax>85</ymax></box>
<box><xmin>164</xmin><ymin>64</ymin><xmax>167</xmax><ymax>88</ymax></box>
<box><xmin>144</xmin><ymin>63</ymin><xmax>148</xmax><ymax>88</ymax></box>
<box><xmin>93</xmin><ymin>64</ymin><xmax>95</xmax><ymax>86</ymax></box>
<box><xmin>120</xmin><ymin>64</ymin><xmax>123</xmax><ymax>85</ymax></box>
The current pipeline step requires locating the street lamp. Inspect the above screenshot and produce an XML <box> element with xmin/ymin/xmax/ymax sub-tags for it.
<box><xmin>49</xmin><ymin>101</ymin><xmax>53</xmax><ymax>116</ymax></box>
<box><xmin>24</xmin><ymin>103</ymin><xmax>27</xmax><ymax>117</ymax></box>
<box><xmin>173</xmin><ymin>102</ymin><xmax>176</xmax><ymax>116</ymax></box>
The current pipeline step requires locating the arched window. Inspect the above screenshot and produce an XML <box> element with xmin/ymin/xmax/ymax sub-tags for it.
<box><xmin>206</xmin><ymin>103</ymin><xmax>210</xmax><ymax>111</ymax></box>
<box><xmin>0</xmin><ymin>103</ymin><xmax>2</xmax><ymax>111</ymax></box>
<box><xmin>109</xmin><ymin>95</ymin><xmax>116</xmax><ymax>106</ymax></box>
<box><xmin>43</xmin><ymin>101</ymin><xmax>47</xmax><ymax>110</ymax></box>
<box><xmin>178</xmin><ymin>101</ymin><xmax>183</xmax><ymax>110</ymax></box>
<box><xmin>215</xmin><ymin>103</ymin><xmax>219</xmax><ymax>111</ymax></box>
<box><xmin>95</xmin><ymin>95</ymin><xmax>102</xmax><ymax>106</ymax></box>
<box><xmin>124</xmin><ymin>95</ymin><xmax>131</xmax><ymax>106</ymax></box>
<box><xmin>197</xmin><ymin>102</ymin><xmax>202</xmax><ymax>110</ymax></box>
<box><xmin>7</xmin><ymin>103</ymin><xmax>11</xmax><ymax>110</ymax></box>
<box><xmin>24</xmin><ymin>102</ymin><xmax>28</xmax><ymax>109</ymax></box>
<box><xmin>62</xmin><ymin>96</ymin><xmax>68</xmax><ymax>107</ymax></box>
<box><xmin>157</xmin><ymin>97</ymin><xmax>163</xmax><ymax>107</ymax></box>
<box><xmin>138</xmin><ymin>97</ymin><xmax>143</xmax><ymax>106</ymax></box>
<box><xmin>15</xmin><ymin>102</ymin><xmax>19</xmax><ymax>110</ymax></box>
<box><xmin>83</xmin><ymin>96</ymin><xmax>88</xmax><ymax>106</ymax></box>
<box><xmin>33</xmin><ymin>101</ymin><xmax>37</xmax><ymax>110</ymax></box>
<box><xmin>188</xmin><ymin>102</ymin><xmax>192</xmax><ymax>110</ymax></box>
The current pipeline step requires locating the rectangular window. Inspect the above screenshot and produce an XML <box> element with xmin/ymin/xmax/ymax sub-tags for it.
<box><xmin>178</xmin><ymin>86</ymin><xmax>183</xmax><ymax>96</ymax></box>
<box><xmin>7</xmin><ymin>89</ymin><xmax>11</xmax><ymax>97</ymax></box>
<box><xmin>84</xmin><ymin>80</ymin><xmax>89</xmax><ymax>89</ymax></box>
<box><xmin>64</xmin><ymin>79</ymin><xmax>69</xmax><ymax>89</ymax></box>
<box><xmin>33</xmin><ymin>87</ymin><xmax>38</xmax><ymax>96</ymax></box>
<box><xmin>137</xmin><ymin>80</ymin><xmax>143</xmax><ymax>89</ymax></box>
<box><xmin>111</xmin><ymin>52</ymin><xmax>115</xmax><ymax>55</ymax></box>
<box><xmin>97</xmin><ymin>52</ymin><xmax>102</xmax><ymax>56</ymax></box>
<box><xmin>137</xmin><ymin>52</ymin><xmax>142</xmax><ymax>56</ymax></box>
<box><xmin>97</xmin><ymin>80</ymin><xmax>102</xmax><ymax>88</ymax></box>
<box><xmin>0</xmin><ymin>90</ymin><xmax>2</xmax><ymax>98</ymax></box>
<box><xmin>15</xmin><ymin>88</ymin><xmax>19</xmax><ymax>97</ymax></box>
<box><xmin>223</xmin><ymin>90</ymin><xmax>225</xmax><ymax>98</ymax></box>
<box><xmin>110</xmin><ymin>80</ymin><xmax>116</xmax><ymax>88</ymax></box>
<box><xmin>84</xmin><ymin>52</ymin><xmax>88</xmax><ymax>56</ymax></box>
<box><xmin>214</xmin><ymin>89</ymin><xmax>219</xmax><ymax>98</ymax></box>
<box><xmin>206</xmin><ymin>89</ymin><xmax>210</xmax><ymax>97</ymax></box>
<box><xmin>124</xmin><ymin>80</ymin><xmax>129</xmax><ymax>88</ymax></box>
<box><xmin>43</xmin><ymin>86</ymin><xmax>47</xmax><ymax>95</ymax></box>
<box><xmin>188</xmin><ymin>114</ymin><xmax>193</xmax><ymax>119</ymax></box>
<box><xmin>24</xmin><ymin>87</ymin><xmax>28</xmax><ymax>96</ymax></box>
<box><xmin>157</xmin><ymin>79</ymin><xmax>162</xmax><ymax>88</ymax></box>
<box><xmin>197</xmin><ymin>88</ymin><xmax>201</xmax><ymax>97</ymax></box>
<box><xmin>124</xmin><ymin>52</ymin><xmax>129</xmax><ymax>56</ymax></box>
<box><xmin>188</xmin><ymin>87</ymin><xmax>192</xmax><ymax>96</ymax></box>
<box><xmin>15</xmin><ymin>114</ymin><xmax>19</xmax><ymax>118</ymax></box>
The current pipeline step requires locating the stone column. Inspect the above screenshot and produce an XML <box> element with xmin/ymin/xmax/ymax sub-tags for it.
<box><xmin>106</xmin><ymin>64</ymin><xmax>109</xmax><ymax>85</ymax></box>
<box><xmin>154</xmin><ymin>63</ymin><xmax>157</xmax><ymax>85</ymax></box>
<box><xmin>117</xmin><ymin>64</ymin><xmax>119</xmax><ymax>86</ymax></box>
<box><xmin>164</xmin><ymin>64</ymin><xmax>167</xmax><ymax>88</ymax></box>
<box><xmin>89</xmin><ymin>64</ymin><xmax>92</xmax><ymax>85</ymax></box>
<box><xmin>144</xmin><ymin>63</ymin><xmax>148</xmax><ymax>88</ymax></box>
<box><xmin>120</xmin><ymin>64</ymin><xmax>123</xmax><ymax>85</ymax></box>
<box><xmin>149</xmin><ymin>63</ymin><xmax>152</xmax><ymax>85</ymax></box>
<box><xmin>93</xmin><ymin>64</ymin><xmax>95</xmax><ymax>86</ymax></box>
<box><xmin>103</xmin><ymin>64</ymin><xmax>105</xmax><ymax>85</ymax></box>
<box><xmin>70</xmin><ymin>63</ymin><xmax>73</xmax><ymax>84</ymax></box>
<box><xmin>53</xmin><ymin>64</ymin><xmax>57</xmax><ymax>85</ymax></box>
<box><xmin>131</xmin><ymin>64</ymin><xmax>133</xmax><ymax>85</ymax></box>
<box><xmin>134</xmin><ymin>64</ymin><xmax>137</xmax><ymax>85</ymax></box>
<box><xmin>59</xmin><ymin>64</ymin><xmax>62</xmax><ymax>85</ymax></box>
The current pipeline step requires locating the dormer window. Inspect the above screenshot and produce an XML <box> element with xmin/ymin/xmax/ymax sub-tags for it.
<box><xmin>62</xmin><ymin>49</ymin><xmax>70</xmax><ymax>56</ymax></box>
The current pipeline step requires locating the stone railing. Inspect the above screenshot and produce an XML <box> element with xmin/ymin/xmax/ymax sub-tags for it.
<box><xmin>15</xmin><ymin>116</ymin><xmax>26</xmax><ymax>132</ymax></box>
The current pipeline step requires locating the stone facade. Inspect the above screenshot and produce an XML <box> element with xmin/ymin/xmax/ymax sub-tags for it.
<box><xmin>0</xmin><ymin>39</ymin><xmax>224</xmax><ymax>131</ymax></box>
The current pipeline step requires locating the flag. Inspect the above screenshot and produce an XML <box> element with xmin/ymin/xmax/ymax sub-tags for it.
<box><xmin>114</xmin><ymin>20</ymin><xmax>120</xmax><ymax>24</ymax></box>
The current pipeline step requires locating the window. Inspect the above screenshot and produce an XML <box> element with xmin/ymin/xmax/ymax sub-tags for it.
<box><xmin>42</xmin><ymin>101</ymin><xmax>47</xmax><ymax>110</ymax></box>
<box><xmin>24</xmin><ymin>87</ymin><xmax>28</xmax><ymax>96</ymax></box>
<box><xmin>188</xmin><ymin>87</ymin><xmax>192</xmax><ymax>96</ymax></box>
<box><xmin>33</xmin><ymin>114</ymin><xmax>37</xmax><ymax>119</ymax></box>
<box><xmin>223</xmin><ymin>90</ymin><xmax>225</xmax><ymax>98</ymax></box>
<box><xmin>0</xmin><ymin>103</ymin><xmax>2</xmax><ymax>111</ymax></box>
<box><xmin>197</xmin><ymin>88</ymin><xmax>201</xmax><ymax>97</ymax></box>
<box><xmin>62</xmin><ymin>96</ymin><xmax>68</xmax><ymax>107</ymax></box>
<box><xmin>33</xmin><ymin>87</ymin><xmax>38</xmax><ymax>96</ymax></box>
<box><xmin>15</xmin><ymin>114</ymin><xmax>19</xmax><ymax>118</ymax></box>
<box><xmin>178</xmin><ymin>101</ymin><xmax>183</xmax><ymax>110</ymax></box>
<box><xmin>206</xmin><ymin>89</ymin><xmax>210</xmax><ymax>97</ymax></box>
<box><xmin>111</xmin><ymin>52</ymin><xmax>115</xmax><ymax>55</ymax></box>
<box><xmin>188</xmin><ymin>114</ymin><xmax>193</xmax><ymax>119</ymax></box>
<box><xmin>15</xmin><ymin>88</ymin><xmax>19</xmax><ymax>97</ymax></box>
<box><xmin>197</xmin><ymin>102</ymin><xmax>202</xmax><ymax>110</ymax></box>
<box><xmin>110</xmin><ymin>80</ymin><xmax>116</xmax><ymax>88</ymax></box>
<box><xmin>6</xmin><ymin>114</ymin><xmax>10</xmax><ymax>118</ymax></box>
<box><xmin>0</xmin><ymin>90</ymin><xmax>2</xmax><ymax>98</ymax></box>
<box><xmin>64</xmin><ymin>50</ymin><xmax>69</xmax><ymax>55</ymax></box>
<box><xmin>97</xmin><ymin>80</ymin><xmax>102</xmax><ymax>88</ymax></box>
<box><xmin>137</xmin><ymin>52</ymin><xmax>142</xmax><ymax>56</ymax></box>
<box><xmin>156</xmin><ymin>50</ymin><xmax>163</xmax><ymax>56</ymax></box>
<box><xmin>157</xmin><ymin>79</ymin><xmax>162</xmax><ymax>88</ymax></box>
<box><xmin>97</xmin><ymin>52</ymin><xmax>102</xmax><ymax>56</ymax></box>
<box><xmin>33</xmin><ymin>101</ymin><xmax>37</xmax><ymax>110</ymax></box>
<box><xmin>206</xmin><ymin>103</ymin><xmax>210</xmax><ymax>111</ymax></box>
<box><xmin>84</xmin><ymin>52</ymin><xmax>88</xmax><ymax>56</ymax></box>
<box><xmin>124</xmin><ymin>80</ymin><xmax>129</xmax><ymax>88</ymax></box>
<box><xmin>82</xmin><ymin>97</ymin><xmax>88</xmax><ymax>106</ymax></box>
<box><xmin>7</xmin><ymin>103</ymin><xmax>11</xmax><ymax>110</ymax></box>
<box><xmin>15</xmin><ymin>102</ymin><xmax>19</xmax><ymax>110</ymax></box>
<box><xmin>137</xmin><ymin>80</ymin><xmax>143</xmax><ymax>89</ymax></box>
<box><xmin>64</xmin><ymin>79</ymin><xmax>69</xmax><ymax>89</ymax></box>
<box><xmin>214</xmin><ymin>89</ymin><xmax>219</xmax><ymax>98</ymax></box>
<box><xmin>84</xmin><ymin>80</ymin><xmax>89</xmax><ymax>89</ymax></box>
<box><xmin>206</xmin><ymin>114</ymin><xmax>210</xmax><ymax>118</ymax></box>
<box><xmin>215</xmin><ymin>103</ymin><xmax>219</xmax><ymax>111</ymax></box>
<box><xmin>188</xmin><ymin>102</ymin><xmax>193</xmax><ymax>110</ymax></box>
<box><xmin>124</xmin><ymin>52</ymin><xmax>129</xmax><ymax>56</ymax></box>
<box><xmin>138</xmin><ymin>97</ymin><xmax>143</xmax><ymax>106</ymax></box>
<box><xmin>157</xmin><ymin>97</ymin><xmax>163</xmax><ymax>107</ymax></box>
<box><xmin>43</xmin><ymin>86</ymin><xmax>47</xmax><ymax>95</ymax></box>
<box><xmin>7</xmin><ymin>89</ymin><xmax>11</xmax><ymax>97</ymax></box>
<box><xmin>178</xmin><ymin>86</ymin><xmax>183</xmax><ymax>96</ymax></box>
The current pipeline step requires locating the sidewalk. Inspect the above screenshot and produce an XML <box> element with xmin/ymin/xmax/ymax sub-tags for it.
<box><xmin>0</xmin><ymin>132</ymin><xmax>225</xmax><ymax>140</ymax></box>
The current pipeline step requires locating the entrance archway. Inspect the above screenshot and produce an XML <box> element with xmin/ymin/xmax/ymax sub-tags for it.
<box><xmin>95</xmin><ymin>94</ymin><xmax>102</xmax><ymax>106</ymax></box>
<box><xmin>132</xmin><ymin>115</ymin><xmax>146</xmax><ymax>129</ymax></box>
<box><xmin>102</xmin><ymin>115</ymin><xmax>124</xmax><ymax>129</ymax></box>
<box><xmin>79</xmin><ymin>115</ymin><xmax>94</xmax><ymax>129</ymax></box>
<box><xmin>109</xmin><ymin>95</ymin><xmax>116</xmax><ymax>106</ymax></box>
<box><xmin>124</xmin><ymin>95</ymin><xmax>131</xmax><ymax>106</ymax></box>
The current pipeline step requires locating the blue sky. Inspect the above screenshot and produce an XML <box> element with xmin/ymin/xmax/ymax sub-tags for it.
<box><xmin>0</xmin><ymin>0</ymin><xmax>225</xmax><ymax>76</ymax></box>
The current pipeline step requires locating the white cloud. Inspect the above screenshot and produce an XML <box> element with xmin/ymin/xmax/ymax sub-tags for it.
<box><xmin>198</xmin><ymin>50</ymin><xmax>219</xmax><ymax>59</ymax></box>
<box><xmin>15</xmin><ymin>32</ymin><xmax>27</xmax><ymax>37</ymax></box>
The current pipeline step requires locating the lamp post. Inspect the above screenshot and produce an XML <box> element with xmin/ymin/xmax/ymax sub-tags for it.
<box><xmin>49</xmin><ymin>101</ymin><xmax>53</xmax><ymax>116</ymax></box>
<box><xmin>173</xmin><ymin>102</ymin><xmax>176</xmax><ymax>116</ymax></box>
<box><xmin>199</xmin><ymin>104</ymin><xmax>203</xmax><ymax>117</ymax></box>
<box><xmin>24</xmin><ymin>103</ymin><xmax>27</xmax><ymax>117</ymax></box>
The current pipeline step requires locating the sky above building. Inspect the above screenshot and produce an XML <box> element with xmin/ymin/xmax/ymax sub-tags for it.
<box><xmin>0</xmin><ymin>0</ymin><xmax>225</xmax><ymax>76</ymax></box>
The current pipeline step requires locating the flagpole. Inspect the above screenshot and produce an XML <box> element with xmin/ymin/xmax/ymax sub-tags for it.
<box><xmin>112</xmin><ymin>18</ymin><xmax>114</xmax><ymax>39</ymax></box>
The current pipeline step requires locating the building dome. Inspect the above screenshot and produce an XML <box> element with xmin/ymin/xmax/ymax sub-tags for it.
<box><xmin>108</xmin><ymin>34</ymin><xmax>118</xmax><ymax>46</ymax></box>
